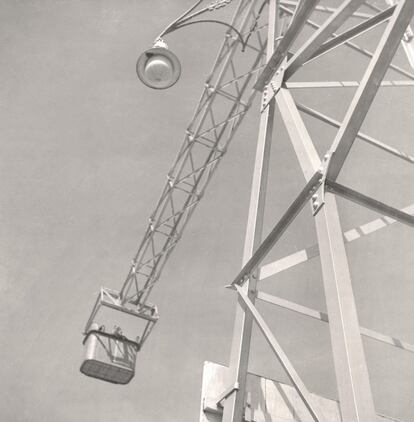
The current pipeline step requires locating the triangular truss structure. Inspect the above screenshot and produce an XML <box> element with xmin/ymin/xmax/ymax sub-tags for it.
<box><xmin>83</xmin><ymin>1</ymin><xmax>414</xmax><ymax>421</ymax></box>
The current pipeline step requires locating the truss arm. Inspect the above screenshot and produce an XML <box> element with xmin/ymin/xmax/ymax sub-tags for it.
<box><xmin>83</xmin><ymin>0</ymin><xmax>273</xmax><ymax>345</ymax></box>
<box><xmin>115</xmin><ymin>0</ymin><xmax>268</xmax><ymax>310</ymax></box>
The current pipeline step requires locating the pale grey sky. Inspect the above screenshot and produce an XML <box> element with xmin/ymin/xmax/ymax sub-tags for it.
<box><xmin>1</xmin><ymin>1</ymin><xmax>413</xmax><ymax>421</ymax></box>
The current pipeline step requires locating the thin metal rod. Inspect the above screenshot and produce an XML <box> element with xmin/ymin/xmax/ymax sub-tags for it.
<box><xmin>230</xmin><ymin>170</ymin><xmax>322</xmax><ymax>287</ymax></box>
<box><xmin>285</xmin><ymin>0</ymin><xmax>366</xmax><ymax>80</ymax></box>
<box><xmin>158</xmin><ymin>0</ymin><xmax>204</xmax><ymax>38</ymax></box>
<box><xmin>286</xmin><ymin>80</ymin><xmax>414</xmax><ymax>88</ymax></box>
<box><xmin>327</xmin><ymin>0</ymin><xmax>414</xmax><ymax>180</ymax></box>
<box><xmin>296</xmin><ymin>102</ymin><xmax>414</xmax><ymax>164</ymax></box>
<box><xmin>257</xmin><ymin>292</ymin><xmax>414</xmax><ymax>354</ymax></box>
<box><xmin>258</xmin><ymin>203</ymin><xmax>414</xmax><ymax>280</ymax></box>
<box><xmin>254</xmin><ymin>0</ymin><xmax>319</xmax><ymax>90</ymax></box>
<box><xmin>173</xmin><ymin>20</ymin><xmax>245</xmax><ymax>47</ymax></box>
<box><xmin>326</xmin><ymin>180</ymin><xmax>414</xmax><ymax>228</ymax></box>
<box><xmin>315</xmin><ymin>193</ymin><xmax>378</xmax><ymax>421</ymax></box>
<box><xmin>305</xmin><ymin>5</ymin><xmax>395</xmax><ymax>65</ymax></box>
<box><xmin>279</xmin><ymin>4</ymin><xmax>414</xmax><ymax>81</ymax></box>
<box><xmin>280</xmin><ymin>0</ymin><xmax>373</xmax><ymax>19</ymax></box>
<box><xmin>235</xmin><ymin>285</ymin><xmax>327</xmax><ymax>422</ymax></box>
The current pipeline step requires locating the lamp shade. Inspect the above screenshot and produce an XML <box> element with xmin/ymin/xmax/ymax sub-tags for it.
<box><xmin>136</xmin><ymin>40</ymin><xmax>181</xmax><ymax>89</ymax></box>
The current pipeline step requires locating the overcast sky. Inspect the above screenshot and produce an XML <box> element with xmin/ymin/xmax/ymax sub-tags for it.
<box><xmin>1</xmin><ymin>1</ymin><xmax>413</xmax><ymax>421</ymax></box>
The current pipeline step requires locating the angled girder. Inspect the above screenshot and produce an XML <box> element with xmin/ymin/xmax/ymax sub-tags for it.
<box><xmin>296</xmin><ymin>102</ymin><xmax>414</xmax><ymax>164</ymax></box>
<box><xmin>304</xmin><ymin>4</ymin><xmax>396</xmax><ymax>66</ymax></box>
<box><xmin>326</xmin><ymin>180</ymin><xmax>414</xmax><ymax>228</ymax></box>
<box><xmin>235</xmin><ymin>285</ymin><xmax>327</xmax><ymax>422</ymax></box>
<box><xmin>327</xmin><ymin>0</ymin><xmax>414</xmax><ymax>180</ymax></box>
<box><xmin>366</xmin><ymin>0</ymin><xmax>414</xmax><ymax>70</ymax></box>
<box><xmin>280</xmin><ymin>3</ymin><xmax>414</xmax><ymax>81</ymax></box>
<box><xmin>230</xmin><ymin>171</ymin><xmax>323</xmax><ymax>288</ymax></box>
<box><xmin>284</xmin><ymin>0</ymin><xmax>365</xmax><ymax>80</ymax></box>
<box><xmin>259</xmin><ymin>203</ymin><xmax>414</xmax><ymax>280</ymax></box>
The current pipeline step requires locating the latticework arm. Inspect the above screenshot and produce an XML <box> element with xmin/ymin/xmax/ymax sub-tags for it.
<box><xmin>84</xmin><ymin>0</ymin><xmax>270</xmax><ymax>339</ymax></box>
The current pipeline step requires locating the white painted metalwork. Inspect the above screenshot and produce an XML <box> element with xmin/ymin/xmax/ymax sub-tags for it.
<box><xmin>83</xmin><ymin>1</ymin><xmax>414</xmax><ymax>421</ymax></box>
<box><xmin>83</xmin><ymin>0</ymin><xmax>269</xmax><ymax>366</ymax></box>
<box><xmin>222</xmin><ymin>2</ymin><xmax>277</xmax><ymax>420</ymax></box>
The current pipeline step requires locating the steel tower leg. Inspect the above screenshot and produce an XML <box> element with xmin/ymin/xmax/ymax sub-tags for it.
<box><xmin>315</xmin><ymin>195</ymin><xmax>377</xmax><ymax>422</ymax></box>
<box><xmin>222</xmin><ymin>2</ymin><xmax>278</xmax><ymax>421</ymax></box>
<box><xmin>276</xmin><ymin>88</ymin><xmax>377</xmax><ymax>421</ymax></box>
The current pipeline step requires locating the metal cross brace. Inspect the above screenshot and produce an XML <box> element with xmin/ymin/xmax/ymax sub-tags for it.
<box><xmin>234</xmin><ymin>285</ymin><xmax>327</xmax><ymax>422</ymax></box>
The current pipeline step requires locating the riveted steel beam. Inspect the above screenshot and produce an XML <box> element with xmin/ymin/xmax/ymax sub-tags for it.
<box><xmin>254</xmin><ymin>0</ymin><xmax>319</xmax><ymax>91</ymax></box>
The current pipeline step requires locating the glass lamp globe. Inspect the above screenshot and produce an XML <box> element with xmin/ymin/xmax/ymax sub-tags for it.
<box><xmin>136</xmin><ymin>39</ymin><xmax>181</xmax><ymax>89</ymax></box>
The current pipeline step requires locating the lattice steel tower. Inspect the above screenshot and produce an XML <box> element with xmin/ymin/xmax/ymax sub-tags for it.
<box><xmin>80</xmin><ymin>1</ymin><xmax>414</xmax><ymax>421</ymax></box>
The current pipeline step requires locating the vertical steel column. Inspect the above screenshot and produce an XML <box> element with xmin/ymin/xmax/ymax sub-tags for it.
<box><xmin>314</xmin><ymin>196</ymin><xmax>377</xmax><ymax>422</ymax></box>
<box><xmin>222</xmin><ymin>2</ymin><xmax>277</xmax><ymax>421</ymax></box>
<box><xmin>276</xmin><ymin>88</ymin><xmax>377</xmax><ymax>422</ymax></box>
